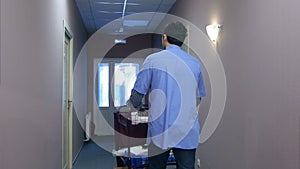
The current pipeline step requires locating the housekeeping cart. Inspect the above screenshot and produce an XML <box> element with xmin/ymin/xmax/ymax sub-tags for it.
<box><xmin>113</xmin><ymin>105</ymin><xmax>176</xmax><ymax>169</ymax></box>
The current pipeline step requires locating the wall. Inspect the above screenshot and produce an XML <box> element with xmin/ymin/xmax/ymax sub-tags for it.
<box><xmin>169</xmin><ymin>0</ymin><xmax>300</xmax><ymax>169</ymax></box>
<box><xmin>0</xmin><ymin>0</ymin><xmax>87</xmax><ymax>168</ymax></box>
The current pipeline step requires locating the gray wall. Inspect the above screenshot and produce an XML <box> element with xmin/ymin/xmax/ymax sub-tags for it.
<box><xmin>170</xmin><ymin>0</ymin><xmax>300</xmax><ymax>169</ymax></box>
<box><xmin>0</xmin><ymin>0</ymin><xmax>87</xmax><ymax>168</ymax></box>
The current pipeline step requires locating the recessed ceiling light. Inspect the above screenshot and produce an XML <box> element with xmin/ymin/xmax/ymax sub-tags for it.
<box><xmin>97</xmin><ymin>11</ymin><xmax>122</xmax><ymax>14</ymax></box>
<box><xmin>114</xmin><ymin>39</ymin><xmax>126</xmax><ymax>44</ymax></box>
<box><xmin>95</xmin><ymin>1</ymin><xmax>140</xmax><ymax>5</ymax></box>
<box><xmin>123</xmin><ymin>20</ymin><xmax>149</xmax><ymax>27</ymax></box>
<box><xmin>97</xmin><ymin>11</ymin><xmax>135</xmax><ymax>15</ymax></box>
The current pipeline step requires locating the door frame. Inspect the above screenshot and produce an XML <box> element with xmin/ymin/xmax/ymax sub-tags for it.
<box><xmin>62</xmin><ymin>20</ymin><xmax>74</xmax><ymax>169</ymax></box>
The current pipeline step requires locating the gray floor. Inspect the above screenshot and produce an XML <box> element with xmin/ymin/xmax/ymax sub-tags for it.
<box><xmin>72</xmin><ymin>136</ymin><xmax>117</xmax><ymax>169</ymax></box>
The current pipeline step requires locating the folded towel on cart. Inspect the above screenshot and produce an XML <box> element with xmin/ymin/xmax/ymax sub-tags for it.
<box><xmin>112</xmin><ymin>145</ymin><xmax>148</xmax><ymax>157</ymax></box>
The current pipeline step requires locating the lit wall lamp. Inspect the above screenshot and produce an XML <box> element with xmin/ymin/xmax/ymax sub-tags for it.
<box><xmin>206</xmin><ymin>24</ymin><xmax>222</xmax><ymax>44</ymax></box>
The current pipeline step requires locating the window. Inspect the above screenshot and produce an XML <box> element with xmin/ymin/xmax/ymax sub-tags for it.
<box><xmin>114</xmin><ymin>63</ymin><xmax>139</xmax><ymax>107</ymax></box>
<box><xmin>98</xmin><ymin>63</ymin><xmax>109</xmax><ymax>107</ymax></box>
<box><xmin>96</xmin><ymin>59</ymin><xmax>142</xmax><ymax>108</ymax></box>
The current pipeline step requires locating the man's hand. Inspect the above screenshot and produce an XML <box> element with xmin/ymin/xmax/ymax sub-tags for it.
<box><xmin>126</xmin><ymin>99</ymin><xmax>138</xmax><ymax>112</ymax></box>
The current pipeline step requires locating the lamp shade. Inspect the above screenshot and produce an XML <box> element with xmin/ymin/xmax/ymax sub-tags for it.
<box><xmin>206</xmin><ymin>24</ymin><xmax>221</xmax><ymax>44</ymax></box>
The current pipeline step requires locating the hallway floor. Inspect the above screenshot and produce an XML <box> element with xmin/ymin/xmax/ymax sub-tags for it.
<box><xmin>72</xmin><ymin>136</ymin><xmax>117</xmax><ymax>169</ymax></box>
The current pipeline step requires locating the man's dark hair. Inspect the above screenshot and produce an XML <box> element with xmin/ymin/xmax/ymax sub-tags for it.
<box><xmin>163</xmin><ymin>21</ymin><xmax>187</xmax><ymax>47</ymax></box>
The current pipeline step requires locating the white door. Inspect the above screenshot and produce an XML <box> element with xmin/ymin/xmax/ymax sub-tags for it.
<box><xmin>62</xmin><ymin>22</ymin><xmax>73</xmax><ymax>169</ymax></box>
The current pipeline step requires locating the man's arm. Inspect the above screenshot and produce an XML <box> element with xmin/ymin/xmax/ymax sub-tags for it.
<box><xmin>126</xmin><ymin>89</ymin><xmax>144</xmax><ymax>110</ymax></box>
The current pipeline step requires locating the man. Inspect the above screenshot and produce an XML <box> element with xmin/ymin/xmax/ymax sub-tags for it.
<box><xmin>127</xmin><ymin>21</ymin><xmax>206</xmax><ymax>169</ymax></box>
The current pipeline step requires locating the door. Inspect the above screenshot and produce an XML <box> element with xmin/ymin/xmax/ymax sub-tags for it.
<box><xmin>62</xmin><ymin>22</ymin><xmax>73</xmax><ymax>169</ymax></box>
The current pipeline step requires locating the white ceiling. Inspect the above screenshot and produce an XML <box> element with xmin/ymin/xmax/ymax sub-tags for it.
<box><xmin>75</xmin><ymin>0</ymin><xmax>176</xmax><ymax>36</ymax></box>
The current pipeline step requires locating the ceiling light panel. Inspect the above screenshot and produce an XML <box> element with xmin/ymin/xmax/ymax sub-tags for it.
<box><xmin>97</xmin><ymin>11</ymin><xmax>122</xmax><ymax>14</ymax></box>
<box><xmin>95</xmin><ymin>1</ymin><xmax>140</xmax><ymax>5</ymax></box>
<box><xmin>123</xmin><ymin>20</ymin><xmax>149</xmax><ymax>27</ymax></box>
<box><xmin>95</xmin><ymin>0</ymin><xmax>123</xmax><ymax>4</ymax></box>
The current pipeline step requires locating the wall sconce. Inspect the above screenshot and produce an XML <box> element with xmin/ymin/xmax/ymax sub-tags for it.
<box><xmin>206</xmin><ymin>24</ymin><xmax>222</xmax><ymax>44</ymax></box>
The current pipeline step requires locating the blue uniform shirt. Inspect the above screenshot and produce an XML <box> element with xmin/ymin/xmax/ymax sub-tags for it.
<box><xmin>133</xmin><ymin>45</ymin><xmax>206</xmax><ymax>149</ymax></box>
